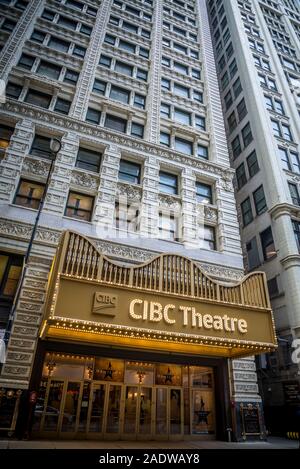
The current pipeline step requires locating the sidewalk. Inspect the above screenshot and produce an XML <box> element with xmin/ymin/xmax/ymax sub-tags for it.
<box><xmin>0</xmin><ymin>436</ymin><xmax>298</xmax><ymax>449</ymax></box>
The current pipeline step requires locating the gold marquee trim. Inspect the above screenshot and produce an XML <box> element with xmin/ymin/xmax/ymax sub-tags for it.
<box><xmin>46</xmin><ymin>230</ymin><xmax>271</xmax><ymax>312</ymax></box>
<box><xmin>41</xmin><ymin>230</ymin><xmax>277</xmax><ymax>357</ymax></box>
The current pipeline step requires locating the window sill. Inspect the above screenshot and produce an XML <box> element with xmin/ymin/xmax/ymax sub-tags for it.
<box><xmin>63</xmin><ymin>216</ymin><xmax>93</xmax><ymax>225</ymax></box>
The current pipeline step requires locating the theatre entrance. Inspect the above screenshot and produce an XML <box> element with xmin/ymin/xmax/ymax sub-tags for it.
<box><xmin>32</xmin><ymin>354</ymin><xmax>216</xmax><ymax>440</ymax></box>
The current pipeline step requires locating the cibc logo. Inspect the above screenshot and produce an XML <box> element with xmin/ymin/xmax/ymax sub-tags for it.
<box><xmin>92</xmin><ymin>292</ymin><xmax>117</xmax><ymax>317</ymax></box>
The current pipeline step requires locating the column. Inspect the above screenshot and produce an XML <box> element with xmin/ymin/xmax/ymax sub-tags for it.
<box><xmin>181</xmin><ymin>168</ymin><xmax>198</xmax><ymax>247</ymax></box>
<box><xmin>0</xmin><ymin>0</ymin><xmax>44</xmax><ymax>82</ymax></box>
<box><xmin>140</xmin><ymin>155</ymin><xmax>159</xmax><ymax>238</ymax></box>
<box><xmin>144</xmin><ymin>0</ymin><xmax>163</xmax><ymax>143</ymax></box>
<box><xmin>93</xmin><ymin>143</ymin><xmax>121</xmax><ymax>230</ymax></box>
<box><xmin>0</xmin><ymin>259</ymin><xmax>50</xmax><ymax>389</ymax></box>
<box><xmin>0</xmin><ymin>119</ymin><xmax>34</xmax><ymax>204</ymax></box>
<box><xmin>69</xmin><ymin>0</ymin><xmax>113</xmax><ymax>120</ymax></box>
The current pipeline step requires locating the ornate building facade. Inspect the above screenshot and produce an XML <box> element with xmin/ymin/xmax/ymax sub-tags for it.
<box><xmin>206</xmin><ymin>0</ymin><xmax>300</xmax><ymax>434</ymax></box>
<box><xmin>0</xmin><ymin>0</ymin><xmax>276</xmax><ymax>441</ymax></box>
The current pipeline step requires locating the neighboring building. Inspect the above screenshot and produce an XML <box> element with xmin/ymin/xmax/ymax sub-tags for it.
<box><xmin>206</xmin><ymin>0</ymin><xmax>300</xmax><ymax>434</ymax></box>
<box><xmin>0</xmin><ymin>0</ymin><xmax>276</xmax><ymax>441</ymax></box>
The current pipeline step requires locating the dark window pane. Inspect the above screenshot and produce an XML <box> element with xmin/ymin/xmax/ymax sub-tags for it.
<box><xmin>119</xmin><ymin>160</ymin><xmax>141</xmax><ymax>184</ymax></box>
<box><xmin>65</xmin><ymin>191</ymin><xmax>94</xmax><ymax>221</ymax></box>
<box><xmin>14</xmin><ymin>179</ymin><xmax>45</xmax><ymax>210</ymax></box>
<box><xmin>260</xmin><ymin>227</ymin><xmax>276</xmax><ymax>261</ymax></box>
<box><xmin>54</xmin><ymin>98</ymin><xmax>71</xmax><ymax>115</ymax></box>
<box><xmin>104</xmin><ymin>114</ymin><xmax>127</xmax><ymax>133</ymax></box>
<box><xmin>25</xmin><ymin>89</ymin><xmax>52</xmax><ymax>108</ymax></box>
<box><xmin>30</xmin><ymin>135</ymin><xmax>52</xmax><ymax>158</ymax></box>
<box><xmin>76</xmin><ymin>147</ymin><xmax>101</xmax><ymax>173</ymax></box>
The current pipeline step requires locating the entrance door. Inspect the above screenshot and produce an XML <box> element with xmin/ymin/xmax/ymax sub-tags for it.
<box><xmin>122</xmin><ymin>386</ymin><xmax>152</xmax><ymax>439</ymax></box>
<box><xmin>155</xmin><ymin>387</ymin><xmax>183</xmax><ymax>440</ymax></box>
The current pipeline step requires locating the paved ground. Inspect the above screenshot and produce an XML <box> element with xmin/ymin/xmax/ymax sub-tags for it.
<box><xmin>0</xmin><ymin>436</ymin><xmax>298</xmax><ymax>449</ymax></box>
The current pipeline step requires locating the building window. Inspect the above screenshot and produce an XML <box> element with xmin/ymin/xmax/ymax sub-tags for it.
<box><xmin>195</xmin><ymin>116</ymin><xmax>206</xmax><ymax>131</ymax></box>
<box><xmin>278</xmin><ymin>147</ymin><xmax>291</xmax><ymax>171</ymax></box>
<box><xmin>0</xmin><ymin>253</ymin><xmax>23</xmax><ymax>306</ymax></box>
<box><xmin>48</xmin><ymin>37</ymin><xmax>70</xmax><ymax>53</ymax></box>
<box><xmin>119</xmin><ymin>160</ymin><xmax>141</xmax><ymax>184</ymax></box>
<box><xmin>54</xmin><ymin>98</ymin><xmax>71</xmax><ymax>115</ymax></box>
<box><xmin>159</xmin><ymin>213</ymin><xmax>179</xmax><ymax>241</ymax></box>
<box><xmin>246</xmin><ymin>237</ymin><xmax>261</xmax><ymax>270</ymax></box>
<box><xmin>104</xmin><ymin>114</ymin><xmax>127</xmax><ymax>133</ymax></box>
<box><xmin>64</xmin><ymin>69</ymin><xmax>79</xmax><ymax>84</ymax></box>
<box><xmin>224</xmin><ymin>91</ymin><xmax>233</xmax><ymax>110</ymax></box>
<box><xmin>232</xmin><ymin>77</ymin><xmax>242</xmax><ymax>98</ymax></box>
<box><xmin>0</xmin><ymin>124</ymin><xmax>14</xmax><ymax>149</ymax></box>
<box><xmin>14</xmin><ymin>179</ymin><xmax>45</xmax><ymax>210</ymax></box>
<box><xmin>241</xmin><ymin>122</ymin><xmax>253</xmax><ymax>147</ymax></box>
<box><xmin>260</xmin><ymin>226</ymin><xmax>276</xmax><ymax>261</ymax></box>
<box><xmin>201</xmin><ymin>225</ymin><xmax>216</xmax><ymax>250</ymax></box>
<box><xmin>92</xmin><ymin>79</ymin><xmax>106</xmax><ymax>95</ymax></box>
<box><xmin>76</xmin><ymin>147</ymin><xmax>101</xmax><ymax>173</ymax></box>
<box><xmin>6</xmin><ymin>82</ymin><xmax>23</xmax><ymax>100</ymax></box>
<box><xmin>227</xmin><ymin>111</ymin><xmax>237</xmax><ymax>133</ymax></box>
<box><xmin>247</xmin><ymin>150</ymin><xmax>259</xmax><ymax>177</ymax></box>
<box><xmin>57</xmin><ymin>16</ymin><xmax>77</xmax><ymax>31</ymax></box>
<box><xmin>161</xmin><ymin>78</ymin><xmax>170</xmax><ymax>90</ymax></box>
<box><xmin>197</xmin><ymin>145</ymin><xmax>208</xmax><ymax>160</ymax></box>
<box><xmin>288</xmin><ymin>183</ymin><xmax>300</xmax><ymax>206</ymax></box>
<box><xmin>160</xmin><ymin>103</ymin><xmax>170</xmax><ymax>118</ymax></box>
<box><xmin>65</xmin><ymin>192</ymin><xmax>94</xmax><ymax>221</ymax></box>
<box><xmin>159</xmin><ymin>171</ymin><xmax>178</xmax><ymax>195</ymax></box>
<box><xmin>114</xmin><ymin>203</ymin><xmax>139</xmax><ymax>232</ymax></box>
<box><xmin>80</xmin><ymin>24</ymin><xmax>92</xmax><ymax>36</ymax></box>
<box><xmin>290</xmin><ymin>152</ymin><xmax>300</xmax><ymax>174</ymax></box>
<box><xmin>119</xmin><ymin>39</ymin><xmax>135</xmax><ymax>54</ymax></box>
<box><xmin>174</xmin><ymin>62</ymin><xmax>188</xmax><ymax>75</ymax></box>
<box><xmin>1</xmin><ymin>19</ymin><xmax>16</xmax><ymax>32</ymax></box>
<box><xmin>37</xmin><ymin>60</ymin><xmax>61</xmax><ymax>80</ymax></box>
<box><xmin>193</xmin><ymin>90</ymin><xmax>203</xmax><ymax>103</ymax></box>
<box><xmin>30</xmin><ymin>29</ymin><xmax>46</xmax><ymax>43</ymax></box>
<box><xmin>110</xmin><ymin>85</ymin><xmax>130</xmax><ymax>104</ymax></box>
<box><xmin>175</xmin><ymin>137</ymin><xmax>193</xmax><ymax>155</ymax></box>
<box><xmin>236</xmin><ymin>163</ymin><xmax>247</xmax><ymax>189</ymax></box>
<box><xmin>133</xmin><ymin>94</ymin><xmax>145</xmax><ymax>109</ymax></box>
<box><xmin>196</xmin><ymin>182</ymin><xmax>213</xmax><ymax>204</ymax></box>
<box><xmin>292</xmin><ymin>220</ymin><xmax>300</xmax><ymax>252</ymax></box>
<box><xmin>174</xmin><ymin>108</ymin><xmax>191</xmax><ymax>126</ymax></box>
<box><xmin>174</xmin><ymin>83</ymin><xmax>189</xmax><ymax>98</ymax></box>
<box><xmin>241</xmin><ymin>197</ymin><xmax>253</xmax><ymax>226</ymax></box>
<box><xmin>231</xmin><ymin>135</ymin><xmax>242</xmax><ymax>158</ymax></box>
<box><xmin>253</xmin><ymin>185</ymin><xmax>267</xmax><ymax>215</ymax></box>
<box><xmin>160</xmin><ymin>132</ymin><xmax>170</xmax><ymax>146</ymax></box>
<box><xmin>30</xmin><ymin>135</ymin><xmax>52</xmax><ymax>158</ymax></box>
<box><xmin>18</xmin><ymin>54</ymin><xmax>35</xmax><ymax>70</ymax></box>
<box><xmin>115</xmin><ymin>61</ymin><xmax>133</xmax><ymax>77</ymax></box>
<box><xmin>136</xmin><ymin>68</ymin><xmax>148</xmax><ymax>81</ymax></box>
<box><xmin>237</xmin><ymin>98</ymin><xmax>247</xmax><ymax>121</ymax></box>
<box><xmin>267</xmin><ymin>277</ymin><xmax>279</xmax><ymax>298</ymax></box>
<box><xmin>41</xmin><ymin>9</ymin><xmax>55</xmax><ymax>21</ymax></box>
<box><xmin>86</xmin><ymin>108</ymin><xmax>101</xmax><ymax>124</ymax></box>
<box><xmin>131</xmin><ymin>123</ymin><xmax>144</xmax><ymax>138</ymax></box>
<box><xmin>99</xmin><ymin>55</ymin><xmax>112</xmax><ymax>68</ymax></box>
<box><xmin>24</xmin><ymin>89</ymin><xmax>52</xmax><ymax>109</ymax></box>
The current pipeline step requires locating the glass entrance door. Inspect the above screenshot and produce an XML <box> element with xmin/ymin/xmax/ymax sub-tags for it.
<box><xmin>155</xmin><ymin>387</ymin><xmax>183</xmax><ymax>439</ymax></box>
<box><xmin>122</xmin><ymin>386</ymin><xmax>152</xmax><ymax>439</ymax></box>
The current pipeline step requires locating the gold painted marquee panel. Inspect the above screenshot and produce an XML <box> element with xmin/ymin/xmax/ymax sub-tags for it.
<box><xmin>41</xmin><ymin>231</ymin><xmax>277</xmax><ymax>358</ymax></box>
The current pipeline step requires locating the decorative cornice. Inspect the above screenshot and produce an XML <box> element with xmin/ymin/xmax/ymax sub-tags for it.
<box><xmin>269</xmin><ymin>202</ymin><xmax>300</xmax><ymax>219</ymax></box>
<box><xmin>0</xmin><ymin>219</ymin><xmax>244</xmax><ymax>280</ymax></box>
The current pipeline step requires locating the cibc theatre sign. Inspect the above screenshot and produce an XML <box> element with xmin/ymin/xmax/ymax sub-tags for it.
<box><xmin>41</xmin><ymin>231</ymin><xmax>277</xmax><ymax>358</ymax></box>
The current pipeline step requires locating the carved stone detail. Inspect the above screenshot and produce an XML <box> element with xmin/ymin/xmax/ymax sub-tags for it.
<box><xmin>71</xmin><ymin>170</ymin><xmax>99</xmax><ymax>190</ymax></box>
<box><xmin>116</xmin><ymin>182</ymin><xmax>142</xmax><ymax>202</ymax></box>
<box><xmin>22</xmin><ymin>157</ymin><xmax>50</xmax><ymax>177</ymax></box>
<box><xmin>158</xmin><ymin>194</ymin><xmax>182</xmax><ymax>210</ymax></box>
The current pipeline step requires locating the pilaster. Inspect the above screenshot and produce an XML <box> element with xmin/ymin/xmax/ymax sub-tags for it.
<box><xmin>140</xmin><ymin>155</ymin><xmax>160</xmax><ymax>238</ymax></box>
<box><xmin>0</xmin><ymin>0</ymin><xmax>44</xmax><ymax>82</ymax></box>
<box><xmin>69</xmin><ymin>0</ymin><xmax>113</xmax><ymax>120</ymax></box>
<box><xmin>0</xmin><ymin>259</ymin><xmax>50</xmax><ymax>389</ymax></box>
<box><xmin>0</xmin><ymin>119</ymin><xmax>35</xmax><ymax>203</ymax></box>
<box><xmin>144</xmin><ymin>0</ymin><xmax>163</xmax><ymax>143</ymax></box>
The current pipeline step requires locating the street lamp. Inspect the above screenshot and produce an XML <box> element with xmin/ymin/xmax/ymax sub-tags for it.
<box><xmin>3</xmin><ymin>138</ymin><xmax>61</xmax><ymax>350</ymax></box>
